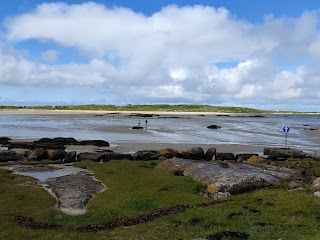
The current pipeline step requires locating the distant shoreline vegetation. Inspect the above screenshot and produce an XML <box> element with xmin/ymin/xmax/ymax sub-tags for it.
<box><xmin>0</xmin><ymin>104</ymin><xmax>318</xmax><ymax>114</ymax></box>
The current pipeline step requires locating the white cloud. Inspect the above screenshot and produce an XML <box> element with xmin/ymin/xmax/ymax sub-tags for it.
<box><xmin>1</xmin><ymin>2</ymin><xmax>320</xmax><ymax>110</ymax></box>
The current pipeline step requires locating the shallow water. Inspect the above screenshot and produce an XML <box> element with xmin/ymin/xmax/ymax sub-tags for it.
<box><xmin>0</xmin><ymin>113</ymin><xmax>319</xmax><ymax>152</ymax></box>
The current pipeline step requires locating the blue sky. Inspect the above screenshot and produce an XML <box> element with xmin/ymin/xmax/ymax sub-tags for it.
<box><xmin>0</xmin><ymin>1</ymin><xmax>320</xmax><ymax>111</ymax></box>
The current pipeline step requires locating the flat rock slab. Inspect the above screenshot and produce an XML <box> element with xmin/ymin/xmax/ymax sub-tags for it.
<box><xmin>46</xmin><ymin>172</ymin><xmax>106</xmax><ymax>215</ymax></box>
<box><xmin>156</xmin><ymin>158</ymin><xmax>292</xmax><ymax>195</ymax></box>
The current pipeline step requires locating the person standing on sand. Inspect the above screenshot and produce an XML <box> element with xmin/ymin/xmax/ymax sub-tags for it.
<box><xmin>145</xmin><ymin>120</ymin><xmax>148</xmax><ymax>129</ymax></box>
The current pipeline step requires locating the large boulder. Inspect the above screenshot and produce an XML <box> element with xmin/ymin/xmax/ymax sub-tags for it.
<box><xmin>132</xmin><ymin>150</ymin><xmax>158</xmax><ymax>160</ymax></box>
<box><xmin>46</xmin><ymin>149</ymin><xmax>66</xmax><ymax>160</ymax></box>
<box><xmin>77</xmin><ymin>152</ymin><xmax>105</xmax><ymax>162</ymax></box>
<box><xmin>157</xmin><ymin>148</ymin><xmax>179</xmax><ymax>159</ymax></box>
<box><xmin>216</xmin><ymin>152</ymin><xmax>235</xmax><ymax>160</ymax></box>
<box><xmin>311</xmin><ymin>178</ymin><xmax>320</xmax><ymax>190</ymax></box>
<box><xmin>0</xmin><ymin>150</ymin><xmax>26</xmax><ymax>162</ymax></box>
<box><xmin>27</xmin><ymin>149</ymin><xmax>47</xmax><ymax>161</ymax></box>
<box><xmin>78</xmin><ymin>140</ymin><xmax>110</xmax><ymax>147</ymax></box>
<box><xmin>205</xmin><ymin>147</ymin><xmax>217</xmax><ymax>161</ymax></box>
<box><xmin>156</xmin><ymin>158</ymin><xmax>292</xmax><ymax>196</ymax></box>
<box><xmin>264</xmin><ymin>147</ymin><xmax>308</xmax><ymax>159</ymax></box>
<box><xmin>64</xmin><ymin>151</ymin><xmax>77</xmax><ymax>163</ymax></box>
<box><xmin>103</xmin><ymin>152</ymin><xmax>132</xmax><ymax>161</ymax></box>
<box><xmin>37</xmin><ymin>137</ymin><xmax>78</xmax><ymax>145</ymax></box>
<box><xmin>0</xmin><ymin>137</ymin><xmax>11</xmax><ymax>145</ymax></box>
<box><xmin>235</xmin><ymin>154</ymin><xmax>258</xmax><ymax>162</ymax></box>
<box><xmin>8</xmin><ymin>142</ymin><xmax>33</xmax><ymax>149</ymax></box>
<box><xmin>178</xmin><ymin>147</ymin><xmax>205</xmax><ymax>160</ymax></box>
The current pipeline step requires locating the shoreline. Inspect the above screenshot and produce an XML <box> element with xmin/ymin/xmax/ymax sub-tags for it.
<box><xmin>0</xmin><ymin>109</ymin><xmax>319</xmax><ymax>115</ymax></box>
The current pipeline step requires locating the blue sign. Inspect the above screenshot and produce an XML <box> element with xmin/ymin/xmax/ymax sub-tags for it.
<box><xmin>283</xmin><ymin>127</ymin><xmax>290</xmax><ymax>133</ymax></box>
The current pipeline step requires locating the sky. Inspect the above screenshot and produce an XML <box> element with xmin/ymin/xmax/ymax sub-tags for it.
<box><xmin>0</xmin><ymin>1</ymin><xmax>320</xmax><ymax>111</ymax></box>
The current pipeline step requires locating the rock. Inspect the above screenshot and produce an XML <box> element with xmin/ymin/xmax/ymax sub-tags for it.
<box><xmin>311</xmin><ymin>178</ymin><xmax>320</xmax><ymax>190</ymax></box>
<box><xmin>33</xmin><ymin>142</ymin><xmax>66</xmax><ymax>150</ymax></box>
<box><xmin>27</xmin><ymin>149</ymin><xmax>47</xmax><ymax>161</ymax></box>
<box><xmin>64</xmin><ymin>151</ymin><xmax>77</xmax><ymax>163</ymax></box>
<box><xmin>77</xmin><ymin>152</ymin><xmax>105</xmax><ymax>162</ymax></box>
<box><xmin>37</xmin><ymin>137</ymin><xmax>78</xmax><ymax>145</ymax></box>
<box><xmin>216</xmin><ymin>152</ymin><xmax>235</xmax><ymax>160</ymax></box>
<box><xmin>245</xmin><ymin>156</ymin><xmax>265</xmax><ymax>164</ymax></box>
<box><xmin>102</xmin><ymin>152</ymin><xmax>132</xmax><ymax>161</ymax></box>
<box><xmin>132</xmin><ymin>150</ymin><xmax>158</xmax><ymax>160</ymax></box>
<box><xmin>157</xmin><ymin>148</ymin><xmax>179</xmax><ymax>159</ymax></box>
<box><xmin>0</xmin><ymin>150</ymin><xmax>26</xmax><ymax>162</ymax></box>
<box><xmin>46</xmin><ymin>149</ymin><xmax>66</xmax><ymax>160</ymax></box>
<box><xmin>300</xmin><ymin>170</ymin><xmax>313</xmax><ymax>184</ymax></box>
<box><xmin>132</xmin><ymin>126</ymin><xmax>144</xmax><ymax>129</ymax></box>
<box><xmin>235</xmin><ymin>154</ymin><xmax>258</xmax><ymax>162</ymax></box>
<box><xmin>130</xmin><ymin>113</ymin><xmax>154</xmax><ymax>118</ymax></box>
<box><xmin>288</xmin><ymin>181</ymin><xmax>304</xmax><ymax>190</ymax></box>
<box><xmin>8</xmin><ymin>142</ymin><xmax>33</xmax><ymax>149</ymax></box>
<box><xmin>205</xmin><ymin>147</ymin><xmax>216</xmax><ymax>161</ymax></box>
<box><xmin>207</xmin><ymin>125</ymin><xmax>221</xmax><ymax>129</ymax></box>
<box><xmin>314</xmin><ymin>191</ymin><xmax>320</xmax><ymax>198</ymax></box>
<box><xmin>0</xmin><ymin>137</ymin><xmax>11</xmax><ymax>145</ymax></box>
<box><xmin>78</xmin><ymin>140</ymin><xmax>110</xmax><ymax>147</ymax></box>
<box><xmin>178</xmin><ymin>147</ymin><xmax>205</xmax><ymax>160</ymax></box>
<box><xmin>264</xmin><ymin>147</ymin><xmax>308</xmax><ymax>159</ymax></box>
<box><xmin>156</xmin><ymin>158</ymin><xmax>292</xmax><ymax>196</ymax></box>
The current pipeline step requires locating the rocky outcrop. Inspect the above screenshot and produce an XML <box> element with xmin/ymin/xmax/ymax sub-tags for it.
<box><xmin>207</xmin><ymin>125</ymin><xmax>221</xmax><ymax>129</ymax></box>
<box><xmin>27</xmin><ymin>149</ymin><xmax>47</xmax><ymax>161</ymax></box>
<box><xmin>264</xmin><ymin>147</ymin><xmax>319</xmax><ymax>160</ymax></box>
<box><xmin>178</xmin><ymin>147</ymin><xmax>205</xmax><ymax>160</ymax></box>
<box><xmin>132</xmin><ymin>126</ymin><xmax>144</xmax><ymax>130</ymax></box>
<box><xmin>64</xmin><ymin>151</ymin><xmax>77</xmax><ymax>163</ymax></box>
<box><xmin>235</xmin><ymin>154</ymin><xmax>258</xmax><ymax>162</ymax></box>
<box><xmin>0</xmin><ymin>150</ymin><xmax>26</xmax><ymax>162</ymax></box>
<box><xmin>102</xmin><ymin>152</ymin><xmax>132</xmax><ymax>161</ymax></box>
<box><xmin>0</xmin><ymin>137</ymin><xmax>11</xmax><ymax>145</ymax></box>
<box><xmin>156</xmin><ymin>158</ymin><xmax>292</xmax><ymax>197</ymax></box>
<box><xmin>46</xmin><ymin>149</ymin><xmax>66</xmax><ymax>160</ymax></box>
<box><xmin>78</xmin><ymin>140</ymin><xmax>110</xmax><ymax>147</ymax></box>
<box><xmin>157</xmin><ymin>148</ymin><xmax>179</xmax><ymax>159</ymax></box>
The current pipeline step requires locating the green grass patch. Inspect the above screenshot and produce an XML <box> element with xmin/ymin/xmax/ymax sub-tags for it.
<box><xmin>0</xmin><ymin>160</ymin><xmax>320</xmax><ymax>239</ymax></box>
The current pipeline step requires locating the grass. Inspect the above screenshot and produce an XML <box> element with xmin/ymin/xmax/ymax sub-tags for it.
<box><xmin>0</xmin><ymin>160</ymin><xmax>320</xmax><ymax>239</ymax></box>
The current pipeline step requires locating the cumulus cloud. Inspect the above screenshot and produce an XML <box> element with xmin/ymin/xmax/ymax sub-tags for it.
<box><xmin>1</xmin><ymin>2</ymin><xmax>320</xmax><ymax>110</ymax></box>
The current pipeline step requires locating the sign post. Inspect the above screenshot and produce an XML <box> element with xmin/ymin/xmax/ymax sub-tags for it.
<box><xmin>283</xmin><ymin>127</ymin><xmax>290</xmax><ymax>147</ymax></box>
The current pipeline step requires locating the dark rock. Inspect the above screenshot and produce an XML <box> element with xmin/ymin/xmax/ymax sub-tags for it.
<box><xmin>157</xmin><ymin>148</ymin><xmax>179</xmax><ymax>159</ymax></box>
<box><xmin>77</xmin><ymin>152</ymin><xmax>105</xmax><ymax>162</ymax></box>
<box><xmin>64</xmin><ymin>151</ymin><xmax>77</xmax><ymax>163</ymax></box>
<box><xmin>308</xmin><ymin>128</ymin><xmax>319</xmax><ymax>131</ymax></box>
<box><xmin>207</xmin><ymin>125</ymin><xmax>221</xmax><ymax>129</ymax></box>
<box><xmin>205</xmin><ymin>147</ymin><xmax>217</xmax><ymax>160</ymax></box>
<box><xmin>132</xmin><ymin>150</ymin><xmax>158</xmax><ymax>160</ymax></box>
<box><xmin>33</xmin><ymin>142</ymin><xmax>66</xmax><ymax>150</ymax></box>
<box><xmin>27</xmin><ymin>149</ymin><xmax>47</xmax><ymax>161</ymax></box>
<box><xmin>8</xmin><ymin>142</ymin><xmax>33</xmax><ymax>149</ymax></box>
<box><xmin>0</xmin><ymin>137</ymin><xmax>11</xmax><ymax>145</ymax></box>
<box><xmin>102</xmin><ymin>152</ymin><xmax>132</xmax><ymax>161</ymax></box>
<box><xmin>46</xmin><ymin>149</ymin><xmax>66</xmax><ymax>160</ymax></box>
<box><xmin>0</xmin><ymin>150</ymin><xmax>26</xmax><ymax>162</ymax></box>
<box><xmin>264</xmin><ymin>147</ymin><xmax>307</xmax><ymax>159</ymax></box>
<box><xmin>130</xmin><ymin>113</ymin><xmax>154</xmax><ymax>118</ymax></box>
<box><xmin>216</xmin><ymin>152</ymin><xmax>235</xmax><ymax>160</ymax></box>
<box><xmin>235</xmin><ymin>153</ymin><xmax>258</xmax><ymax>162</ymax></box>
<box><xmin>178</xmin><ymin>147</ymin><xmax>205</xmax><ymax>160</ymax></box>
<box><xmin>37</xmin><ymin>137</ymin><xmax>78</xmax><ymax>145</ymax></box>
<box><xmin>132</xmin><ymin>126</ymin><xmax>144</xmax><ymax>129</ymax></box>
<box><xmin>78</xmin><ymin>140</ymin><xmax>110</xmax><ymax>147</ymax></box>
<box><xmin>207</xmin><ymin>231</ymin><xmax>250</xmax><ymax>240</ymax></box>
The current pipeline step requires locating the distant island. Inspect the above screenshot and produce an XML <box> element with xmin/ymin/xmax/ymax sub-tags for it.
<box><xmin>0</xmin><ymin>104</ymin><xmax>318</xmax><ymax>114</ymax></box>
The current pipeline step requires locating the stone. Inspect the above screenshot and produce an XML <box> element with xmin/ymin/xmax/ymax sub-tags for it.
<box><xmin>245</xmin><ymin>156</ymin><xmax>265</xmax><ymax>164</ymax></box>
<box><xmin>0</xmin><ymin>137</ymin><xmax>11</xmax><ymax>145</ymax></box>
<box><xmin>27</xmin><ymin>149</ymin><xmax>46</xmax><ymax>161</ymax></box>
<box><xmin>207</xmin><ymin>125</ymin><xmax>221</xmax><ymax>129</ymax></box>
<box><xmin>216</xmin><ymin>152</ymin><xmax>235</xmax><ymax>160</ymax></box>
<box><xmin>314</xmin><ymin>191</ymin><xmax>320</xmax><ymax>198</ymax></box>
<box><xmin>37</xmin><ymin>137</ymin><xmax>78</xmax><ymax>145</ymax></box>
<box><xmin>77</xmin><ymin>152</ymin><xmax>105</xmax><ymax>162</ymax></box>
<box><xmin>8</xmin><ymin>142</ymin><xmax>33</xmax><ymax>149</ymax></box>
<box><xmin>156</xmin><ymin>158</ymin><xmax>292</xmax><ymax>196</ymax></box>
<box><xmin>64</xmin><ymin>151</ymin><xmax>77</xmax><ymax>163</ymax></box>
<box><xmin>102</xmin><ymin>152</ymin><xmax>132</xmax><ymax>161</ymax></box>
<box><xmin>288</xmin><ymin>181</ymin><xmax>303</xmax><ymax>190</ymax></box>
<box><xmin>236</xmin><ymin>154</ymin><xmax>258</xmax><ymax>162</ymax></box>
<box><xmin>157</xmin><ymin>148</ymin><xmax>179</xmax><ymax>159</ymax></box>
<box><xmin>264</xmin><ymin>147</ymin><xmax>308</xmax><ymax>159</ymax></box>
<box><xmin>33</xmin><ymin>142</ymin><xmax>66</xmax><ymax>150</ymax></box>
<box><xmin>205</xmin><ymin>147</ymin><xmax>216</xmax><ymax>161</ymax></box>
<box><xmin>0</xmin><ymin>150</ymin><xmax>26</xmax><ymax>162</ymax></box>
<box><xmin>46</xmin><ymin>149</ymin><xmax>66</xmax><ymax>160</ymax></box>
<box><xmin>78</xmin><ymin>140</ymin><xmax>110</xmax><ymax>147</ymax></box>
<box><xmin>132</xmin><ymin>150</ymin><xmax>158</xmax><ymax>160</ymax></box>
<box><xmin>311</xmin><ymin>177</ymin><xmax>320</xmax><ymax>190</ymax></box>
<box><xmin>178</xmin><ymin>147</ymin><xmax>205</xmax><ymax>160</ymax></box>
<box><xmin>132</xmin><ymin>126</ymin><xmax>144</xmax><ymax>129</ymax></box>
